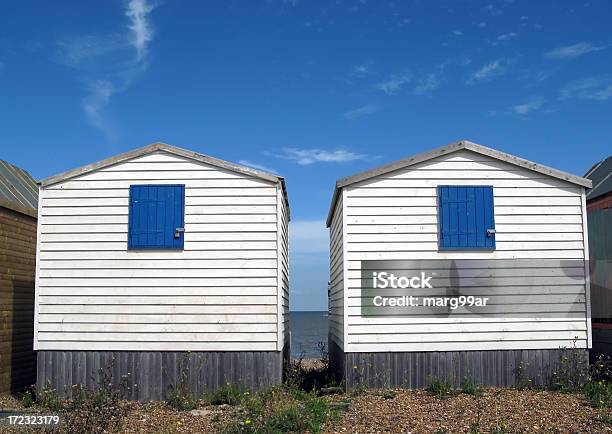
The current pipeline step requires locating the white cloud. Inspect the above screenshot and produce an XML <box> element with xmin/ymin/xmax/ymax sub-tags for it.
<box><xmin>511</xmin><ymin>97</ymin><xmax>545</xmax><ymax>115</ymax></box>
<box><xmin>238</xmin><ymin>160</ymin><xmax>278</xmax><ymax>174</ymax></box>
<box><xmin>81</xmin><ymin>80</ymin><xmax>118</xmax><ymax>140</ymax></box>
<box><xmin>545</xmin><ymin>42</ymin><xmax>606</xmax><ymax>60</ymax></box>
<box><xmin>56</xmin><ymin>34</ymin><xmax>127</xmax><ymax>68</ymax></box>
<box><xmin>478</xmin><ymin>22</ymin><xmax>487</xmax><ymax>28</ymax></box>
<box><xmin>467</xmin><ymin>59</ymin><xmax>509</xmax><ymax>84</ymax></box>
<box><xmin>560</xmin><ymin>76</ymin><xmax>612</xmax><ymax>101</ymax></box>
<box><xmin>271</xmin><ymin>148</ymin><xmax>367</xmax><ymax>165</ymax></box>
<box><xmin>485</xmin><ymin>4</ymin><xmax>503</xmax><ymax>16</ymax></box>
<box><xmin>374</xmin><ymin>72</ymin><xmax>411</xmax><ymax>95</ymax></box>
<box><xmin>413</xmin><ymin>71</ymin><xmax>443</xmax><ymax>94</ymax></box>
<box><xmin>453</xmin><ymin>30</ymin><xmax>463</xmax><ymax>36</ymax></box>
<box><xmin>344</xmin><ymin>104</ymin><xmax>380</xmax><ymax>120</ymax></box>
<box><xmin>57</xmin><ymin>0</ymin><xmax>157</xmax><ymax>140</ymax></box>
<box><xmin>126</xmin><ymin>0</ymin><xmax>155</xmax><ymax>61</ymax></box>
<box><xmin>351</xmin><ymin>63</ymin><xmax>373</xmax><ymax>78</ymax></box>
<box><xmin>520</xmin><ymin>15</ymin><xmax>528</xmax><ymax>20</ymax></box>
<box><xmin>497</xmin><ymin>32</ymin><xmax>518</xmax><ymax>41</ymax></box>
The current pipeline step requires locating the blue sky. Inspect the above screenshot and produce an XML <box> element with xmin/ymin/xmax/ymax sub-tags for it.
<box><xmin>1</xmin><ymin>0</ymin><xmax>610</xmax><ymax>311</ymax></box>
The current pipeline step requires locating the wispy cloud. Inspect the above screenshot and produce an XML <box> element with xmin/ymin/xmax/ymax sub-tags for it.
<box><xmin>238</xmin><ymin>160</ymin><xmax>278</xmax><ymax>174</ymax></box>
<box><xmin>560</xmin><ymin>76</ymin><xmax>612</xmax><ymax>101</ymax></box>
<box><xmin>271</xmin><ymin>148</ymin><xmax>367</xmax><ymax>165</ymax></box>
<box><xmin>545</xmin><ymin>42</ymin><xmax>606</xmax><ymax>60</ymax></box>
<box><xmin>485</xmin><ymin>4</ymin><xmax>503</xmax><ymax>16</ymax></box>
<box><xmin>497</xmin><ymin>32</ymin><xmax>518</xmax><ymax>41</ymax></box>
<box><xmin>81</xmin><ymin>80</ymin><xmax>118</xmax><ymax>137</ymax></box>
<box><xmin>467</xmin><ymin>59</ymin><xmax>510</xmax><ymax>84</ymax></box>
<box><xmin>374</xmin><ymin>72</ymin><xmax>411</xmax><ymax>95</ymax></box>
<box><xmin>511</xmin><ymin>97</ymin><xmax>545</xmax><ymax>115</ymax></box>
<box><xmin>344</xmin><ymin>104</ymin><xmax>380</xmax><ymax>120</ymax></box>
<box><xmin>351</xmin><ymin>63</ymin><xmax>373</xmax><ymax>78</ymax></box>
<box><xmin>57</xmin><ymin>0</ymin><xmax>157</xmax><ymax>140</ymax></box>
<box><xmin>452</xmin><ymin>30</ymin><xmax>464</xmax><ymax>36</ymax></box>
<box><xmin>126</xmin><ymin>0</ymin><xmax>155</xmax><ymax>61</ymax></box>
<box><xmin>56</xmin><ymin>34</ymin><xmax>126</xmax><ymax>68</ymax></box>
<box><xmin>413</xmin><ymin>71</ymin><xmax>443</xmax><ymax>94</ymax></box>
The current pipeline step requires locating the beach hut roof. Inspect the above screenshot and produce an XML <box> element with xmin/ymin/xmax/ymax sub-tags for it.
<box><xmin>326</xmin><ymin>139</ymin><xmax>592</xmax><ymax>227</ymax></box>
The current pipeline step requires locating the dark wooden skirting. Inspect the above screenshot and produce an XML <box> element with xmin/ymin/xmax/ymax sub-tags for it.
<box><xmin>37</xmin><ymin>350</ymin><xmax>284</xmax><ymax>400</ymax></box>
<box><xmin>0</xmin><ymin>207</ymin><xmax>37</xmax><ymax>393</ymax></box>
<box><xmin>328</xmin><ymin>338</ymin><xmax>345</xmax><ymax>384</ymax></box>
<box><xmin>337</xmin><ymin>348</ymin><xmax>588</xmax><ymax>389</ymax></box>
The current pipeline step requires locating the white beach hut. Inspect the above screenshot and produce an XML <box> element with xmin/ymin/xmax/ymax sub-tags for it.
<box><xmin>34</xmin><ymin>143</ymin><xmax>289</xmax><ymax>399</ymax></box>
<box><xmin>327</xmin><ymin>140</ymin><xmax>592</xmax><ymax>388</ymax></box>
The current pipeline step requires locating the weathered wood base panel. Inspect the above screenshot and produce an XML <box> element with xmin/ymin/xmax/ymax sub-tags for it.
<box><xmin>328</xmin><ymin>338</ymin><xmax>345</xmax><ymax>383</ymax></box>
<box><xmin>37</xmin><ymin>350</ymin><xmax>283</xmax><ymax>400</ymax></box>
<box><xmin>342</xmin><ymin>349</ymin><xmax>589</xmax><ymax>389</ymax></box>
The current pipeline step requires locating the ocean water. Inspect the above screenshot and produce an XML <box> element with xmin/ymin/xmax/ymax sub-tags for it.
<box><xmin>289</xmin><ymin>311</ymin><xmax>328</xmax><ymax>358</ymax></box>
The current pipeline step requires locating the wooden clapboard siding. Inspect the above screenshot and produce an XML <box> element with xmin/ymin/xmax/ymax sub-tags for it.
<box><xmin>330</xmin><ymin>149</ymin><xmax>589</xmax><ymax>353</ymax></box>
<box><xmin>328</xmin><ymin>193</ymin><xmax>345</xmax><ymax>349</ymax></box>
<box><xmin>35</xmin><ymin>150</ymin><xmax>285</xmax><ymax>352</ymax></box>
<box><xmin>0</xmin><ymin>207</ymin><xmax>37</xmax><ymax>392</ymax></box>
<box><xmin>278</xmin><ymin>187</ymin><xmax>290</xmax><ymax>350</ymax></box>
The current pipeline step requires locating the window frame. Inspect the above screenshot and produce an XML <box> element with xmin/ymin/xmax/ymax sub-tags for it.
<box><xmin>127</xmin><ymin>184</ymin><xmax>186</xmax><ymax>251</ymax></box>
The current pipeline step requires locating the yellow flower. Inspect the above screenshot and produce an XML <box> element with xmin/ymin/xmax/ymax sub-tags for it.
<box><xmin>245</xmin><ymin>419</ymin><xmax>252</xmax><ymax>425</ymax></box>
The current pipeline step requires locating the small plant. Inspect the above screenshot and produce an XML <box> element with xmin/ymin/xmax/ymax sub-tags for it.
<box><xmin>514</xmin><ymin>360</ymin><xmax>534</xmax><ymax>390</ymax></box>
<box><xmin>167</xmin><ymin>387</ymin><xmax>199</xmax><ymax>411</ymax></box>
<box><xmin>469</xmin><ymin>422</ymin><xmax>480</xmax><ymax>434</ymax></box>
<box><xmin>590</xmin><ymin>354</ymin><xmax>612</xmax><ymax>383</ymax></box>
<box><xmin>584</xmin><ymin>381</ymin><xmax>612</xmax><ymax>408</ymax></box>
<box><xmin>491</xmin><ymin>422</ymin><xmax>509</xmax><ymax>434</ymax></box>
<box><xmin>426</xmin><ymin>375</ymin><xmax>453</xmax><ymax>398</ymax></box>
<box><xmin>221</xmin><ymin>386</ymin><xmax>339</xmax><ymax>434</ymax></box>
<box><xmin>19</xmin><ymin>389</ymin><xmax>35</xmax><ymax>408</ymax></box>
<box><xmin>461</xmin><ymin>377</ymin><xmax>483</xmax><ymax>396</ymax></box>
<box><xmin>551</xmin><ymin>341</ymin><xmax>588</xmax><ymax>391</ymax></box>
<box><xmin>284</xmin><ymin>342</ymin><xmax>337</xmax><ymax>392</ymax></box>
<box><xmin>166</xmin><ymin>353</ymin><xmax>199</xmax><ymax>410</ymax></box>
<box><xmin>375</xmin><ymin>389</ymin><xmax>397</xmax><ymax>400</ymax></box>
<box><xmin>35</xmin><ymin>381</ymin><xmax>64</xmax><ymax>411</ymax></box>
<box><xmin>207</xmin><ymin>382</ymin><xmax>244</xmax><ymax>406</ymax></box>
<box><xmin>63</xmin><ymin>360</ymin><xmax>131</xmax><ymax>433</ymax></box>
<box><xmin>595</xmin><ymin>411</ymin><xmax>612</xmax><ymax>425</ymax></box>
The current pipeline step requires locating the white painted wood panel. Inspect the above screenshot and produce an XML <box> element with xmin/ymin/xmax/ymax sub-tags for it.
<box><xmin>35</xmin><ymin>150</ymin><xmax>287</xmax><ymax>352</ymax></box>
<box><xmin>328</xmin><ymin>193</ymin><xmax>344</xmax><ymax>347</ymax></box>
<box><xmin>328</xmin><ymin>149</ymin><xmax>589</xmax><ymax>353</ymax></box>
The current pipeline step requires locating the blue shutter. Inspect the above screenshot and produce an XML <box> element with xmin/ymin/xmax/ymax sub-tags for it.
<box><xmin>128</xmin><ymin>185</ymin><xmax>185</xmax><ymax>250</ymax></box>
<box><xmin>438</xmin><ymin>185</ymin><xmax>495</xmax><ymax>250</ymax></box>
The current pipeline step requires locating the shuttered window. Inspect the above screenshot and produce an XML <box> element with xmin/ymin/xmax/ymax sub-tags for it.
<box><xmin>128</xmin><ymin>185</ymin><xmax>185</xmax><ymax>250</ymax></box>
<box><xmin>438</xmin><ymin>185</ymin><xmax>496</xmax><ymax>250</ymax></box>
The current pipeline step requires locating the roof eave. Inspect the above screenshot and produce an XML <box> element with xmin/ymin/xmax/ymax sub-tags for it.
<box><xmin>325</xmin><ymin>181</ymin><xmax>341</xmax><ymax>228</ymax></box>
<box><xmin>0</xmin><ymin>199</ymin><xmax>37</xmax><ymax>219</ymax></box>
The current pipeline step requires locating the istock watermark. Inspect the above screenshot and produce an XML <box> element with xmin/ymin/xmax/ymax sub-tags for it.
<box><xmin>372</xmin><ymin>271</ymin><xmax>433</xmax><ymax>289</ymax></box>
<box><xmin>360</xmin><ymin>259</ymin><xmax>586</xmax><ymax>317</ymax></box>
